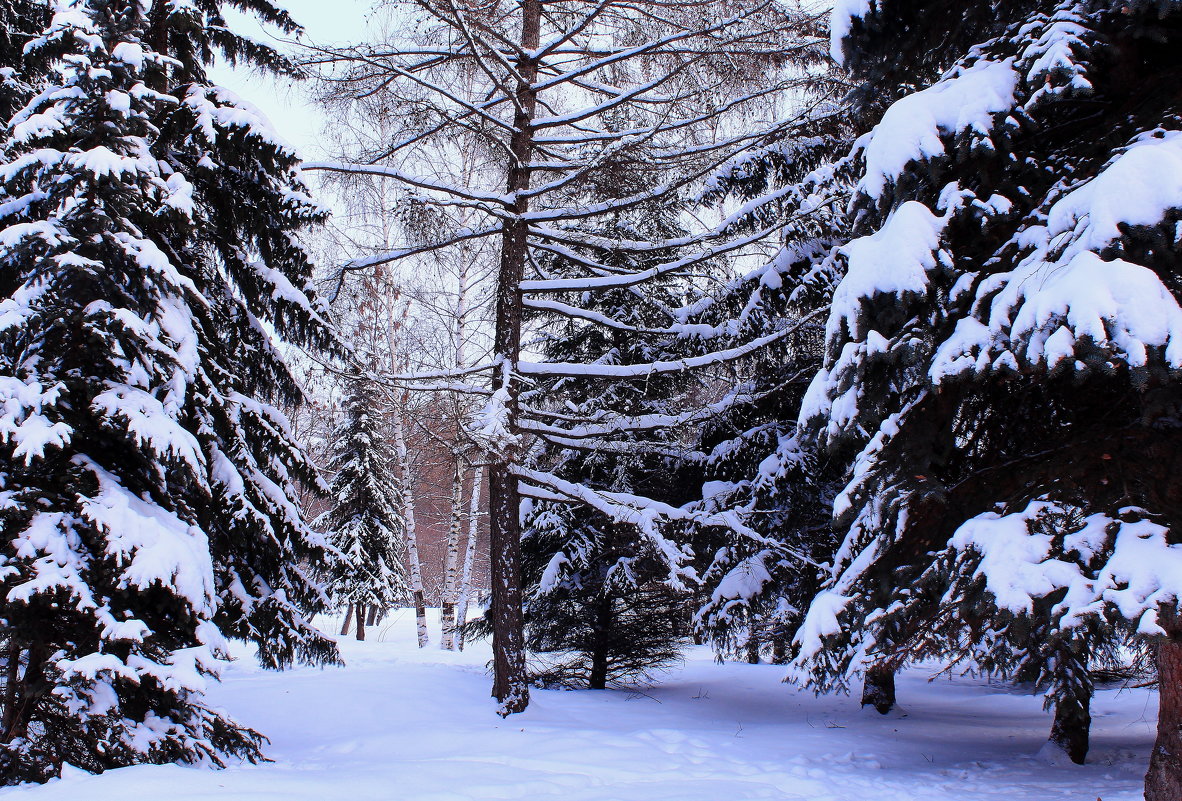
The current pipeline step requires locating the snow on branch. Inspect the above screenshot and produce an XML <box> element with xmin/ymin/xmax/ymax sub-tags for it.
<box><xmin>519</xmin><ymin>308</ymin><xmax>826</xmax><ymax>378</ymax></box>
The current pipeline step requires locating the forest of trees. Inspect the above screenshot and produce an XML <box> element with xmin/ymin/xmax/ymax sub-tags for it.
<box><xmin>0</xmin><ymin>1</ymin><xmax>1181</xmax><ymax>799</ymax></box>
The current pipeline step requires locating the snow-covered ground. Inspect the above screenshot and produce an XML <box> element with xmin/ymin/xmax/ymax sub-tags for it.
<box><xmin>6</xmin><ymin>609</ymin><xmax>1152</xmax><ymax>800</ymax></box>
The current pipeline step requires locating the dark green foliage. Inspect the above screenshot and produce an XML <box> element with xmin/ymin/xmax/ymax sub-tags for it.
<box><xmin>522</xmin><ymin>505</ymin><xmax>688</xmax><ymax>689</ymax></box>
<box><xmin>512</xmin><ymin>195</ymin><xmax>702</xmax><ymax>688</ymax></box>
<box><xmin>685</xmin><ymin>102</ymin><xmax>855</xmax><ymax>661</ymax></box>
<box><xmin>0</xmin><ymin>0</ymin><xmax>48</xmax><ymax>121</ymax></box>
<box><xmin>795</xmin><ymin>0</ymin><xmax>1182</xmax><ymax>777</ymax></box>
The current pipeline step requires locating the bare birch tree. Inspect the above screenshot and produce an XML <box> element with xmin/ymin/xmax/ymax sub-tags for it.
<box><xmin>454</xmin><ymin>464</ymin><xmax>484</xmax><ymax>650</ymax></box>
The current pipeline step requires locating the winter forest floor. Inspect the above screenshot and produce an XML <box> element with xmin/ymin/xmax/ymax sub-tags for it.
<box><xmin>5</xmin><ymin>610</ymin><xmax>1153</xmax><ymax>801</ymax></box>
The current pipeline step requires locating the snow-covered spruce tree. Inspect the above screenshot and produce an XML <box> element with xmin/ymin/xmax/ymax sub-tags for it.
<box><xmin>0</xmin><ymin>0</ymin><xmax>337</xmax><ymax>780</ymax></box>
<box><xmin>515</xmin><ymin>202</ymin><xmax>699</xmax><ymax>688</ymax></box>
<box><xmin>519</xmin><ymin>503</ymin><xmax>690</xmax><ymax>689</ymax></box>
<box><xmin>321</xmin><ymin>376</ymin><xmax>408</xmax><ymax>642</ymax></box>
<box><xmin>792</xmin><ymin>0</ymin><xmax>1182</xmax><ymax>788</ymax></box>
<box><xmin>685</xmin><ymin>113</ymin><xmax>853</xmax><ymax>667</ymax></box>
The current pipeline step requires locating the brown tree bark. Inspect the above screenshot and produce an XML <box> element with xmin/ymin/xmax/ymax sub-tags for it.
<box><xmin>355</xmin><ymin>603</ymin><xmax>367</xmax><ymax>642</ymax></box>
<box><xmin>861</xmin><ymin>662</ymin><xmax>896</xmax><ymax>715</ymax></box>
<box><xmin>1147</xmin><ymin>616</ymin><xmax>1182</xmax><ymax>800</ymax></box>
<box><xmin>487</xmin><ymin>0</ymin><xmax>541</xmax><ymax>716</ymax></box>
<box><xmin>339</xmin><ymin>605</ymin><xmax>353</xmax><ymax>636</ymax></box>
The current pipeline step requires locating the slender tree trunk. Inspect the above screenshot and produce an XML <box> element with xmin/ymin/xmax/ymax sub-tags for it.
<box><xmin>861</xmin><ymin>662</ymin><xmax>896</xmax><ymax>715</ymax></box>
<box><xmin>456</xmin><ymin>465</ymin><xmax>484</xmax><ymax>651</ymax></box>
<box><xmin>440</xmin><ymin>459</ymin><xmax>466</xmax><ymax>650</ymax></box>
<box><xmin>394</xmin><ymin>403</ymin><xmax>430</xmax><ymax>647</ymax></box>
<box><xmin>355</xmin><ymin>603</ymin><xmax>367</xmax><ymax>641</ymax></box>
<box><xmin>340</xmin><ymin>605</ymin><xmax>353</xmax><ymax>636</ymax></box>
<box><xmin>488</xmin><ymin>0</ymin><xmax>541</xmax><ymax>716</ymax></box>
<box><xmin>1147</xmin><ymin>616</ymin><xmax>1182</xmax><ymax>800</ymax></box>
<box><xmin>442</xmin><ymin>190</ymin><xmax>476</xmax><ymax>652</ymax></box>
<box><xmin>367</xmin><ymin>605</ymin><xmax>379</xmax><ymax>627</ymax></box>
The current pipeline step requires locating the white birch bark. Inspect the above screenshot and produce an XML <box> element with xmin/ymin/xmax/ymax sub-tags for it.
<box><xmin>439</xmin><ymin>459</ymin><xmax>465</xmax><ymax>650</ymax></box>
<box><xmin>441</xmin><ymin>213</ymin><xmax>477</xmax><ymax>650</ymax></box>
<box><xmin>393</xmin><ymin>401</ymin><xmax>430</xmax><ymax>647</ymax></box>
<box><xmin>456</xmin><ymin>464</ymin><xmax>483</xmax><ymax>651</ymax></box>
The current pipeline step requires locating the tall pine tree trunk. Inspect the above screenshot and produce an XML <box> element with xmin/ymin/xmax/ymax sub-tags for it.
<box><xmin>3</xmin><ymin>643</ymin><xmax>44</xmax><ymax>743</ymax></box>
<box><xmin>487</xmin><ymin>0</ymin><xmax>540</xmax><ymax>716</ymax></box>
<box><xmin>861</xmin><ymin>662</ymin><xmax>896</xmax><ymax>715</ymax></box>
<box><xmin>355</xmin><ymin>603</ymin><xmax>366</xmax><ymax>641</ymax></box>
<box><xmin>339</xmin><ymin>605</ymin><xmax>353</xmax><ymax>636</ymax></box>
<box><xmin>440</xmin><ymin>459</ymin><xmax>465</xmax><ymax>650</ymax></box>
<box><xmin>456</xmin><ymin>465</ymin><xmax>483</xmax><ymax>651</ymax></box>
<box><xmin>393</xmin><ymin>403</ymin><xmax>429</xmax><ymax>647</ymax></box>
<box><xmin>367</xmin><ymin>606</ymin><xmax>379</xmax><ymax>627</ymax></box>
<box><xmin>1147</xmin><ymin>616</ymin><xmax>1182</xmax><ymax>800</ymax></box>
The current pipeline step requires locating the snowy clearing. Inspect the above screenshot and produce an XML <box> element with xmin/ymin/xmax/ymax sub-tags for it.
<box><xmin>4</xmin><ymin>609</ymin><xmax>1152</xmax><ymax>801</ymax></box>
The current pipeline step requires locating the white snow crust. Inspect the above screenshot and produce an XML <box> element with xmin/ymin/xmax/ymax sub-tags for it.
<box><xmin>858</xmin><ymin>59</ymin><xmax>1019</xmax><ymax>200</ymax></box>
<box><xmin>5</xmin><ymin>609</ymin><xmax>1153</xmax><ymax>801</ymax></box>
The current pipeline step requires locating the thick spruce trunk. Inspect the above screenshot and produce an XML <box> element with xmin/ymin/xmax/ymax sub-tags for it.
<box><xmin>1147</xmin><ymin>618</ymin><xmax>1182</xmax><ymax>800</ymax></box>
<box><xmin>2</xmin><ymin>643</ymin><xmax>44</xmax><ymax>743</ymax></box>
<box><xmin>861</xmin><ymin>662</ymin><xmax>896</xmax><ymax>715</ymax></box>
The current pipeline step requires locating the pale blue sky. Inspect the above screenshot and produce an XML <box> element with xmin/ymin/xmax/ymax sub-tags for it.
<box><xmin>210</xmin><ymin>0</ymin><xmax>371</xmax><ymax>158</ymax></box>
